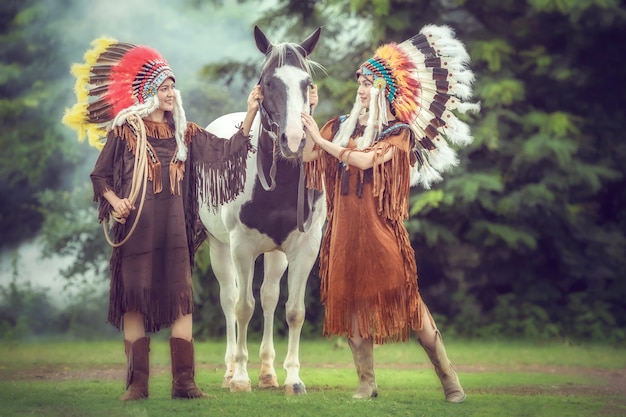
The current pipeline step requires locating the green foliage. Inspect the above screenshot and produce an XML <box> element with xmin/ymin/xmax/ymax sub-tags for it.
<box><xmin>469</xmin><ymin>220</ymin><xmax>537</xmax><ymax>250</ymax></box>
<box><xmin>55</xmin><ymin>285</ymin><xmax>117</xmax><ymax>340</ymax></box>
<box><xmin>472</xmin><ymin>39</ymin><xmax>514</xmax><ymax>72</ymax></box>
<box><xmin>527</xmin><ymin>0</ymin><xmax>624</xmax><ymax>18</ymax></box>
<box><xmin>0</xmin><ymin>0</ymin><xmax>82</xmax><ymax>249</ymax></box>
<box><xmin>1</xmin><ymin>177</ymin><xmax>114</xmax><ymax>340</ymax></box>
<box><xmin>409</xmin><ymin>189</ymin><xmax>445</xmax><ymax>215</ymax></box>
<box><xmin>37</xmin><ymin>182</ymin><xmax>110</xmax><ymax>279</ymax></box>
<box><xmin>480</xmin><ymin>78</ymin><xmax>525</xmax><ymax>107</ymax></box>
<box><xmin>487</xmin><ymin>294</ymin><xmax>560</xmax><ymax>339</ymax></box>
<box><xmin>0</xmin><ymin>277</ymin><xmax>59</xmax><ymax>340</ymax></box>
<box><xmin>0</xmin><ymin>271</ymin><xmax>114</xmax><ymax>342</ymax></box>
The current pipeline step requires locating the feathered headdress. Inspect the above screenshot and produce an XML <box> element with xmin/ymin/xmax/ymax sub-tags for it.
<box><xmin>62</xmin><ymin>37</ymin><xmax>188</xmax><ymax>160</ymax></box>
<box><xmin>334</xmin><ymin>25</ymin><xmax>480</xmax><ymax>188</ymax></box>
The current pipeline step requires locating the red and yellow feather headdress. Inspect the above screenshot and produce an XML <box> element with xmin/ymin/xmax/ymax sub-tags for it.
<box><xmin>62</xmin><ymin>37</ymin><xmax>186</xmax><ymax>159</ymax></box>
<box><xmin>355</xmin><ymin>25</ymin><xmax>480</xmax><ymax>188</ymax></box>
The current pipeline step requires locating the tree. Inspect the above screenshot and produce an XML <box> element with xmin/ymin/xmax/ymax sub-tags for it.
<box><xmin>0</xmin><ymin>0</ymin><xmax>83</xmax><ymax>250</ymax></box>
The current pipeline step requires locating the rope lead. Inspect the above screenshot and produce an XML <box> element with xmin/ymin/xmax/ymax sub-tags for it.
<box><xmin>103</xmin><ymin>115</ymin><xmax>149</xmax><ymax>247</ymax></box>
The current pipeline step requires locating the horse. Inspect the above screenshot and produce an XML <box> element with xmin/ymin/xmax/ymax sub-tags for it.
<box><xmin>198</xmin><ymin>26</ymin><xmax>325</xmax><ymax>395</ymax></box>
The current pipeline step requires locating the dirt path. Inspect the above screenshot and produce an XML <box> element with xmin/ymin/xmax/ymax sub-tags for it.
<box><xmin>7</xmin><ymin>363</ymin><xmax>626</xmax><ymax>397</ymax></box>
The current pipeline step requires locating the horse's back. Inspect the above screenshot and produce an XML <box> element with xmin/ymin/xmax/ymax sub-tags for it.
<box><xmin>206</xmin><ymin>112</ymin><xmax>253</xmax><ymax>138</ymax></box>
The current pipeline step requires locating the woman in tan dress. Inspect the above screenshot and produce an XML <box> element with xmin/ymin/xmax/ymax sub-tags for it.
<box><xmin>63</xmin><ymin>38</ymin><xmax>260</xmax><ymax>401</ymax></box>
<box><xmin>302</xmin><ymin>25</ymin><xmax>480</xmax><ymax>402</ymax></box>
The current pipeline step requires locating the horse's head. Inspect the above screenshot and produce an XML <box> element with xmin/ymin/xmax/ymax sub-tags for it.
<box><xmin>255</xmin><ymin>26</ymin><xmax>321</xmax><ymax>160</ymax></box>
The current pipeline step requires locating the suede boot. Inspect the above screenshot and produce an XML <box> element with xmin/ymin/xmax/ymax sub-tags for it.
<box><xmin>120</xmin><ymin>337</ymin><xmax>150</xmax><ymax>401</ymax></box>
<box><xmin>418</xmin><ymin>330</ymin><xmax>466</xmax><ymax>403</ymax></box>
<box><xmin>170</xmin><ymin>337</ymin><xmax>209</xmax><ymax>399</ymax></box>
<box><xmin>348</xmin><ymin>338</ymin><xmax>378</xmax><ymax>399</ymax></box>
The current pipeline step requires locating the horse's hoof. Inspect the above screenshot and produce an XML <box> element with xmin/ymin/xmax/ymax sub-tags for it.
<box><xmin>222</xmin><ymin>369</ymin><xmax>234</xmax><ymax>389</ymax></box>
<box><xmin>285</xmin><ymin>382</ymin><xmax>307</xmax><ymax>395</ymax></box>
<box><xmin>229</xmin><ymin>380</ymin><xmax>252</xmax><ymax>393</ymax></box>
<box><xmin>258</xmin><ymin>373</ymin><xmax>279</xmax><ymax>389</ymax></box>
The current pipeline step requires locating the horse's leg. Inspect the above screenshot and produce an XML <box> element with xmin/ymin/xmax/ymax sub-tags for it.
<box><xmin>208</xmin><ymin>237</ymin><xmax>237</xmax><ymax>388</ymax></box>
<box><xmin>282</xmin><ymin>235</ymin><xmax>322</xmax><ymax>395</ymax></box>
<box><xmin>229</xmin><ymin>244</ymin><xmax>257</xmax><ymax>393</ymax></box>
<box><xmin>258</xmin><ymin>251</ymin><xmax>288</xmax><ymax>389</ymax></box>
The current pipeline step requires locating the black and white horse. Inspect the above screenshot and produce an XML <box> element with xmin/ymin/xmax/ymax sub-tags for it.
<box><xmin>199</xmin><ymin>26</ymin><xmax>324</xmax><ymax>395</ymax></box>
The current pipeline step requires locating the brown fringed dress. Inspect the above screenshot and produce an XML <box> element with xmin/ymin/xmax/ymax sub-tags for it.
<box><xmin>307</xmin><ymin>116</ymin><xmax>423</xmax><ymax>344</ymax></box>
<box><xmin>91</xmin><ymin>119</ymin><xmax>251</xmax><ymax>332</ymax></box>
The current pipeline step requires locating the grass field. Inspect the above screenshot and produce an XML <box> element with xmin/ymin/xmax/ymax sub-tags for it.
<box><xmin>0</xmin><ymin>336</ymin><xmax>624</xmax><ymax>416</ymax></box>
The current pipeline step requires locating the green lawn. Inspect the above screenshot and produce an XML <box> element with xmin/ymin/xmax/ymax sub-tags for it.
<box><xmin>0</xmin><ymin>337</ymin><xmax>624</xmax><ymax>417</ymax></box>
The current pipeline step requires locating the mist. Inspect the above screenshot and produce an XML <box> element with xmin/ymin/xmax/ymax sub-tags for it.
<box><xmin>57</xmin><ymin>0</ymin><xmax>268</xmax><ymax>71</ymax></box>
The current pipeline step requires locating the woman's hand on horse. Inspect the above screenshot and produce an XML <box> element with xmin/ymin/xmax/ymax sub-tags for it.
<box><xmin>309</xmin><ymin>84</ymin><xmax>318</xmax><ymax>112</ymax></box>
<box><xmin>248</xmin><ymin>85</ymin><xmax>263</xmax><ymax>113</ymax></box>
<box><xmin>301</xmin><ymin>112</ymin><xmax>322</xmax><ymax>143</ymax></box>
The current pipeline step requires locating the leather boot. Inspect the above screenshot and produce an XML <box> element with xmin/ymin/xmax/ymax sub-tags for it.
<box><xmin>348</xmin><ymin>338</ymin><xmax>378</xmax><ymax>399</ymax></box>
<box><xmin>170</xmin><ymin>337</ymin><xmax>209</xmax><ymax>399</ymax></box>
<box><xmin>119</xmin><ymin>337</ymin><xmax>150</xmax><ymax>401</ymax></box>
<box><xmin>418</xmin><ymin>330</ymin><xmax>466</xmax><ymax>403</ymax></box>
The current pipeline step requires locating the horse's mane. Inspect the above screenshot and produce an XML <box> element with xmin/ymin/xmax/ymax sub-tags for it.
<box><xmin>262</xmin><ymin>42</ymin><xmax>325</xmax><ymax>76</ymax></box>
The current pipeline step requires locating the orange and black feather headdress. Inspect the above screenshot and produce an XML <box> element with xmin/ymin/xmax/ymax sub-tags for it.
<box><xmin>338</xmin><ymin>25</ymin><xmax>480</xmax><ymax>188</ymax></box>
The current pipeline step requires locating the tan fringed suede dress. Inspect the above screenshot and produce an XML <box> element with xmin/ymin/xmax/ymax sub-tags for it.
<box><xmin>308</xmin><ymin>117</ymin><xmax>423</xmax><ymax>344</ymax></box>
<box><xmin>91</xmin><ymin>120</ymin><xmax>251</xmax><ymax>332</ymax></box>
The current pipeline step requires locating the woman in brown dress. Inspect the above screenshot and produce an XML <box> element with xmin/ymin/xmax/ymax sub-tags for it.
<box><xmin>63</xmin><ymin>38</ymin><xmax>260</xmax><ymax>401</ymax></box>
<box><xmin>302</xmin><ymin>25</ymin><xmax>480</xmax><ymax>402</ymax></box>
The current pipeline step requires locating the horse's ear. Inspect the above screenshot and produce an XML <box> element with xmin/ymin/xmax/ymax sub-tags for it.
<box><xmin>254</xmin><ymin>25</ymin><xmax>272</xmax><ymax>54</ymax></box>
<box><xmin>300</xmin><ymin>27</ymin><xmax>322</xmax><ymax>57</ymax></box>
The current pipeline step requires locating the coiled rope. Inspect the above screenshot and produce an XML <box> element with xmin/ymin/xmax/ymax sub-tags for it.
<box><xmin>103</xmin><ymin>115</ymin><xmax>149</xmax><ymax>247</ymax></box>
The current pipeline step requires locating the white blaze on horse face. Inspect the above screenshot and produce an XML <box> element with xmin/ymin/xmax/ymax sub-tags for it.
<box><xmin>274</xmin><ymin>65</ymin><xmax>309</xmax><ymax>154</ymax></box>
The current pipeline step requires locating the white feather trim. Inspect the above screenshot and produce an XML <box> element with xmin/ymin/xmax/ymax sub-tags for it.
<box><xmin>418</xmin><ymin>163</ymin><xmax>443</xmax><ymax>189</ymax></box>
<box><xmin>452</xmin><ymin>69</ymin><xmax>476</xmax><ymax>86</ymax></box>
<box><xmin>356</xmin><ymin>86</ymin><xmax>381</xmax><ymax>149</ymax></box>
<box><xmin>409</xmin><ymin>163</ymin><xmax>421</xmax><ymax>187</ymax></box>
<box><xmin>426</xmin><ymin>142</ymin><xmax>459</xmax><ymax>171</ymax></box>
<box><xmin>456</xmin><ymin>101</ymin><xmax>481</xmax><ymax>114</ymax></box>
<box><xmin>436</xmin><ymin>44</ymin><xmax>470</xmax><ymax>63</ymax></box>
<box><xmin>172</xmin><ymin>89</ymin><xmax>188</xmax><ymax>161</ymax></box>
<box><xmin>333</xmin><ymin>94</ymin><xmax>362</xmax><ymax>147</ymax></box>
<box><xmin>421</xmin><ymin>24</ymin><xmax>455</xmax><ymax>40</ymax></box>
<box><xmin>450</xmin><ymin>83</ymin><xmax>473</xmax><ymax>100</ymax></box>
<box><xmin>443</xmin><ymin>116</ymin><xmax>473</xmax><ymax>146</ymax></box>
<box><xmin>112</xmin><ymin>96</ymin><xmax>160</xmax><ymax>127</ymax></box>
